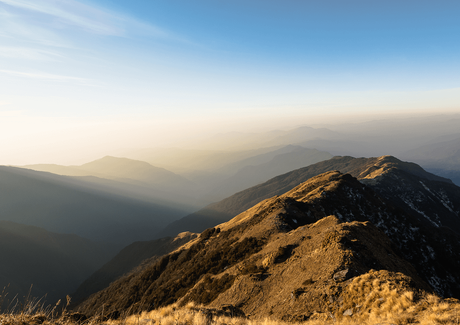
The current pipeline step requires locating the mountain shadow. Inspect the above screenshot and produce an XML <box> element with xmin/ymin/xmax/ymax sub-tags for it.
<box><xmin>70</xmin><ymin>232</ymin><xmax>198</xmax><ymax>306</ymax></box>
<box><xmin>0</xmin><ymin>166</ymin><xmax>186</xmax><ymax>248</ymax></box>
<box><xmin>0</xmin><ymin>221</ymin><xmax>112</xmax><ymax>307</ymax></box>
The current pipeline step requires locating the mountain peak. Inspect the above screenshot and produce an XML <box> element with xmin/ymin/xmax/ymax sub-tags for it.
<box><xmin>356</xmin><ymin>155</ymin><xmax>453</xmax><ymax>184</ymax></box>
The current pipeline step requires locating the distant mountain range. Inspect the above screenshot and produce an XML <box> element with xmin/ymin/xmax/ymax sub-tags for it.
<box><xmin>0</xmin><ymin>221</ymin><xmax>112</xmax><ymax>305</ymax></box>
<box><xmin>23</xmin><ymin>156</ymin><xmax>193</xmax><ymax>190</ymax></box>
<box><xmin>0</xmin><ymin>166</ymin><xmax>187</xmax><ymax>247</ymax></box>
<box><xmin>122</xmin><ymin>115</ymin><xmax>460</xmax><ymax>186</ymax></box>
<box><xmin>202</xmin><ymin>147</ymin><xmax>332</xmax><ymax>202</ymax></box>
<box><xmin>122</xmin><ymin>147</ymin><xmax>282</xmax><ymax>176</ymax></box>
<box><xmin>400</xmin><ymin>135</ymin><xmax>460</xmax><ymax>185</ymax></box>
<box><xmin>77</xmin><ymin>158</ymin><xmax>460</xmax><ymax>320</ymax></box>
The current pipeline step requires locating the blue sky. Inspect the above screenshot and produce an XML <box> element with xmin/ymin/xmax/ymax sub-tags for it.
<box><xmin>1</xmin><ymin>0</ymin><xmax>460</xmax><ymax>164</ymax></box>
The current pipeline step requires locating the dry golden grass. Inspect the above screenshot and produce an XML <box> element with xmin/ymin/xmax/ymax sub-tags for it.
<box><xmin>0</xmin><ymin>292</ymin><xmax>90</xmax><ymax>325</ymax></box>
<box><xmin>2</xmin><ymin>296</ymin><xmax>460</xmax><ymax>325</ymax></box>
<box><xmin>2</xmin><ymin>276</ymin><xmax>460</xmax><ymax>325</ymax></box>
<box><xmin>107</xmin><ymin>295</ymin><xmax>460</xmax><ymax>325</ymax></box>
<box><xmin>332</xmin><ymin>271</ymin><xmax>460</xmax><ymax>325</ymax></box>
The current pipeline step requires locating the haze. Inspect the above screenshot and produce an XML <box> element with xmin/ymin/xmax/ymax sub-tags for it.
<box><xmin>1</xmin><ymin>0</ymin><xmax>459</xmax><ymax>165</ymax></box>
<box><xmin>3</xmin><ymin>0</ymin><xmax>460</xmax><ymax>307</ymax></box>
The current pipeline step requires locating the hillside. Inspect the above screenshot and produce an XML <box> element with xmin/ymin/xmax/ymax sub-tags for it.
<box><xmin>0</xmin><ymin>221</ymin><xmax>112</xmax><ymax>305</ymax></box>
<box><xmin>0</xmin><ymin>166</ymin><xmax>186</xmax><ymax>247</ymax></box>
<box><xmin>77</xmin><ymin>170</ymin><xmax>454</xmax><ymax>320</ymax></box>
<box><xmin>71</xmin><ymin>232</ymin><xmax>198</xmax><ymax>305</ymax></box>
<box><xmin>160</xmin><ymin>155</ymin><xmax>458</xmax><ymax>237</ymax></box>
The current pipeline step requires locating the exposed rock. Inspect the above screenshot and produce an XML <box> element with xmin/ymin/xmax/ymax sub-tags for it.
<box><xmin>333</xmin><ymin>269</ymin><xmax>352</xmax><ymax>282</ymax></box>
<box><xmin>343</xmin><ymin>308</ymin><xmax>353</xmax><ymax>316</ymax></box>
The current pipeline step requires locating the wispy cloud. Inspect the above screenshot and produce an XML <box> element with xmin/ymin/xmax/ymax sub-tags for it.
<box><xmin>0</xmin><ymin>46</ymin><xmax>63</xmax><ymax>60</ymax></box>
<box><xmin>0</xmin><ymin>8</ymin><xmax>74</xmax><ymax>47</ymax></box>
<box><xmin>0</xmin><ymin>0</ymin><xmax>124</xmax><ymax>35</ymax></box>
<box><xmin>0</xmin><ymin>69</ymin><xmax>100</xmax><ymax>86</ymax></box>
<box><xmin>0</xmin><ymin>0</ymin><xmax>181</xmax><ymax>41</ymax></box>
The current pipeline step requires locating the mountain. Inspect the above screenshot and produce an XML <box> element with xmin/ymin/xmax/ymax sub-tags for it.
<box><xmin>23</xmin><ymin>156</ymin><xmax>193</xmax><ymax>189</ymax></box>
<box><xmin>78</xmin><ymin>156</ymin><xmax>192</xmax><ymax>188</ymax></box>
<box><xmin>186</xmin><ymin>126</ymin><xmax>342</xmax><ymax>151</ymax></box>
<box><xmin>214</xmin><ymin>145</ymin><xmax>309</xmax><ymax>176</ymax></box>
<box><xmin>0</xmin><ymin>166</ymin><xmax>187</xmax><ymax>248</ymax></box>
<box><xmin>71</xmin><ymin>232</ymin><xmax>198</xmax><ymax>306</ymax></box>
<box><xmin>77</xmin><ymin>170</ymin><xmax>453</xmax><ymax>321</ymax></box>
<box><xmin>264</xmin><ymin>126</ymin><xmax>341</xmax><ymax>147</ymax></box>
<box><xmin>122</xmin><ymin>147</ymin><xmax>283</xmax><ymax>176</ymax></box>
<box><xmin>203</xmin><ymin>147</ymin><xmax>332</xmax><ymax>202</ymax></box>
<box><xmin>191</xmin><ymin>114</ymin><xmax>460</xmax><ymax>159</ymax></box>
<box><xmin>401</xmin><ymin>134</ymin><xmax>460</xmax><ymax>167</ymax></box>
<box><xmin>120</xmin><ymin>145</ymin><xmax>331</xmax><ymax>204</ymax></box>
<box><xmin>0</xmin><ymin>221</ymin><xmax>112</xmax><ymax>305</ymax></box>
<box><xmin>159</xmin><ymin>155</ymin><xmax>457</xmax><ymax>237</ymax></box>
<box><xmin>400</xmin><ymin>135</ymin><xmax>460</xmax><ymax>186</ymax></box>
<box><xmin>52</xmin><ymin>175</ymin><xmax>201</xmax><ymax>212</ymax></box>
<box><xmin>425</xmin><ymin>169</ymin><xmax>460</xmax><ymax>187</ymax></box>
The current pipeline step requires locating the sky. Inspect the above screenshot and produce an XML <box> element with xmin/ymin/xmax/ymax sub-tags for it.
<box><xmin>1</xmin><ymin>0</ymin><xmax>460</xmax><ymax>164</ymax></box>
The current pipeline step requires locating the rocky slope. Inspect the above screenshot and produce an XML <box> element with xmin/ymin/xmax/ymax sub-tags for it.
<box><xmin>77</xmin><ymin>170</ymin><xmax>459</xmax><ymax>320</ymax></box>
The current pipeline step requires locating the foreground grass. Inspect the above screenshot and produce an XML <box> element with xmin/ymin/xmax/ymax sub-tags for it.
<box><xmin>114</xmin><ymin>298</ymin><xmax>460</xmax><ymax>325</ymax></box>
<box><xmin>2</xmin><ymin>298</ymin><xmax>460</xmax><ymax>325</ymax></box>
<box><xmin>2</xmin><ymin>285</ymin><xmax>460</xmax><ymax>325</ymax></box>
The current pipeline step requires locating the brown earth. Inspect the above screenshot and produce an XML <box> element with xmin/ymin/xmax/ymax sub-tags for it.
<box><xmin>160</xmin><ymin>156</ymin><xmax>460</xmax><ymax>298</ymax></box>
<box><xmin>77</xmin><ymin>171</ymin><xmax>434</xmax><ymax>321</ymax></box>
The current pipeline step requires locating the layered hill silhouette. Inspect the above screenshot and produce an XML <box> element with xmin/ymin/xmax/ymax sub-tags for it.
<box><xmin>0</xmin><ymin>166</ymin><xmax>187</xmax><ymax>247</ymax></box>
<box><xmin>203</xmin><ymin>147</ymin><xmax>332</xmax><ymax>202</ymax></box>
<box><xmin>160</xmin><ymin>155</ymin><xmax>458</xmax><ymax>237</ymax></box>
<box><xmin>123</xmin><ymin>147</ymin><xmax>281</xmax><ymax>176</ymax></box>
<box><xmin>0</xmin><ymin>221</ymin><xmax>112</xmax><ymax>305</ymax></box>
<box><xmin>401</xmin><ymin>135</ymin><xmax>460</xmax><ymax>186</ymax></box>
<box><xmin>77</xmin><ymin>170</ymin><xmax>456</xmax><ymax>320</ymax></box>
<box><xmin>23</xmin><ymin>156</ymin><xmax>193</xmax><ymax>190</ymax></box>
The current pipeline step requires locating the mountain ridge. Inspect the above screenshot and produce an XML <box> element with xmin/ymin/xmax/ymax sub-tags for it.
<box><xmin>77</xmin><ymin>169</ymin><xmax>447</xmax><ymax>320</ymax></box>
<box><xmin>159</xmin><ymin>155</ymin><xmax>455</xmax><ymax>238</ymax></box>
